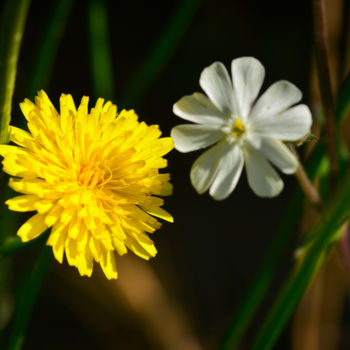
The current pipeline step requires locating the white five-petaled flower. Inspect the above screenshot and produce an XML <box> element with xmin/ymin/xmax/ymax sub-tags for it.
<box><xmin>171</xmin><ymin>57</ymin><xmax>312</xmax><ymax>200</ymax></box>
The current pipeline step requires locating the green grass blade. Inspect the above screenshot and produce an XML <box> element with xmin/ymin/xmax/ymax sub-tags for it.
<box><xmin>0</xmin><ymin>0</ymin><xmax>74</xmax><ymax>242</ymax></box>
<box><xmin>87</xmin><ymin>0</ymin><xmax>115</xmax><ymax>100</ymax></box>
<box><xmin>220</xmin><ymin>141</ymin><xmax>327</xmax><ymax>349</ymax></box>
<box><xmin>247</xmin><ymin>75</ymin><xmax>350</xmax><ymax>349</ymax></box>
<box><xmin>0</xmin><ymin>232</ymin><xmax>49</xmax><ymax>259</ymax></box>
<box><xmin>5</xmin><ymin>245</ymin><xmax>52</xmax><ymax>350</ymax></box>
<box><xmin>251</xmin><ymin>170</ymin><xmax>350</xmax><ymax>349</ymax></box>
<box><xmin>0</xmin><ymin>0</ymin><xmax>31</xmax><ymax>144</ymax></box>
<box><xmin>0</xmin><ymin>2</ymin><xmax>73</xmax><ymax>348</ymax></box>
<box><xmin>119</xmin><ymin>0</ymin><xmax>200</xmax><ymax>107</ymax></box>
<box><xmin>335</xmin><ymin>72</ymin><xmax>350</xmax><ymax>124</ymax></box>
<box><xmin>221</xmin><ymin>193</ymin><xmax>303</xmax><ymax>349</ymax></box>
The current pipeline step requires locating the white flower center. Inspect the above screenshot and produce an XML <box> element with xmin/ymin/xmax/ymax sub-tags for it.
<box><xmin>231</xmin><ymin>118</ymin><xmax>246</xmax><ymax>138</ymax></box>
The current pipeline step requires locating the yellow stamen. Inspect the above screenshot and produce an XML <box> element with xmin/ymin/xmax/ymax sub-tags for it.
<box><xmin>232</xmin><ymin>118</ymin><xmax>245</xmax><ymax>138</ymax></box>
<box><xmin>78</xmin><ymin>163</ymin><xmax>106</xmax><ymax>188</ymax></box>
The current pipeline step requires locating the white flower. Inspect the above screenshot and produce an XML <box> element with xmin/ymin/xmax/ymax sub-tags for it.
<box><xmin>171</xmin><ymin>57</ymin><xmax>312</xmax><ymax>200</ymax></box>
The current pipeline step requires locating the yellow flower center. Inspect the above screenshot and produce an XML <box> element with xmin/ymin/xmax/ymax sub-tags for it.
<box><xmin>232</xmin><ymin>118</ymin><xmax>245</xmax><ymax>138</ymax></box>
<box><xmin>78</xmin><ymin>163</ymin><xmax>108</xmax><ymax>188</ymax></box>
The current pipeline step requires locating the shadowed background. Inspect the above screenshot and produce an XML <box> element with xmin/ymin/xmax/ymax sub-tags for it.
<box><xmin>2</xmin><ymin>0</ymin><xmax>349</xmax><ymax>349</ymax></box>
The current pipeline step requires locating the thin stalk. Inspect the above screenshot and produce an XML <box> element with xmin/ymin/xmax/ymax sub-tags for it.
<box><xmin>87</xmin><ymin>0</ymin><xmax>115</xmax><ymax>101</ymax></box>
<box><xmin>0</xmin><ymin>0</ymin><xmax>74</xmax><ymax>243</ymax></box>
<box><xmin>0</xmin><ymin>2</ymin><xmax>73</xmax><ymax>349</ymax></box>
<box><xmin>314</xmin><ymin>0</ymin><xmax>350</xmax><ymax>302</ymax></box>
<box><xmin>291</xmin><ymin>146</ymin><xmax>322</xmax><ymax>209</ymax></box>
<box><xmin>0</xmin><ymin>0</ymin><xmax>31</xmax><ymax>144</ymax></box>
<box><xmin>295</xmin><ymin>163</ymin><xmax>322</xmax><ymax>208</ymax></box>
<box><xmin>221</xmin><ymin>193</ymin><xmax>303</xmax><ymax>350</ymax></box>
<box><xmin>337</xmin><ymin>0</ymin><xmax>350</xmax><ymax>87</ymax></box>
<box><xmin>339</xmin><ymin>224</ymin><xmax>350</xmax><ymax>289</ymax></box>
<box><xmin>313</xmin><ymin>0</ymin><xmax>338</xmax><ymax>186</ymax></box>
<box><xmin>220</xmin><ymin>143</ymin><xmax>328</xmax><ymax>350</ymax></box>
<box><xmin>251</xmin><ymin>170</ymin><xmax>350</xmax><ymax>350</ymax></box>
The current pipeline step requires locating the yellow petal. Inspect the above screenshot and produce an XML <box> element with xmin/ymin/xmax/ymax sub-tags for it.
<box><xmin>125</xmin><ymin>235</ymin><xmax>157</xmax><ymax>260</ymax></box>
<box><xmin>6</xmin><ymin>195</ymin><xmax>38</xmax><ymax>212</ymax></box>
<box><xmin>9</xmin><ymin>178</ymin><xmax>58</xmax><ymax>198</ymax></box>
<box><xmin>112</xmin><ymin>236</ymin><xmax>128</xmax><ymax>256</ymax></box>
<box><xmin>47</xmin><ymin>221</ymin><xmax>67</xmax><ymax>263</ymax></box>
<box><xmin>19</xmin><ymin>98</ymin><xmax>36</xmax><ymax>120</ymax></box>
<box><xmin>65</xmin><ymin>237</ymin><xmax>79</xmax><ymax>266</ymax></box>
<box><xmin>89</xmin><ymin>236</ymin><xmax>103</xmax><ymax>262</ymax></box>
<box><xmin>76</xmin><ymin>249</ymin><xmax>93</xmax><ymax>277</ymax></box>
<box><xmin>100</xmin><ymin>249</ymin><xmax>118</xmax><ymax>280</ymax></box>
<box><xmin>9</xmin><ymin>126</ymin><xmax>35</xmax><ymax>148</ymax></box>
<box><xmin>140</xmin><ymin>205</ymin><xmax>174</xmax><ymax>223</ymax></box>
<box><xmin>17</xmin><ymin>213</ymin><xmax>48</xmax><ymax>242</ymax></box>
<box><xmin>35</xmin><ymin>199</ymin><xmax>54</xmax><ymax>214</ymax></box>
<box><xmin>44</xmin><ymin>205</ymin><xmax>64</xmax><ymax>227</ymax></box>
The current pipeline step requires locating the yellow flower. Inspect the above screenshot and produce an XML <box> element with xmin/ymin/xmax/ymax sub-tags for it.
<box><xmin>0</xmin><ymin>90</ymin><xmax>173</xmax><ymax>279</ymax></box>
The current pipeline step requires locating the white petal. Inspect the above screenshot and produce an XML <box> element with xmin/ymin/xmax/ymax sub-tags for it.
<box><xmin>209</xmin><ymin>144</ymin><xmax>244</xmax><ymax>200</ymax></box>
<box><xmin>199</xmin><ymin>62</ymin><xmax>237</xmax><ymax>114</ymax></box>
<box><xmin>171</xmin><ymin>124</ymin><xmax>224</xmax><ymax>153</ymax></box>
<box><xmin>244</xmin><ymin>146</ymin><xmax>283</xmax><ymax>197</ymax></box>
<box><xmin>252</xmin><ymin>104</ymin><xmax>312</xmax><ymax>141</ymax></box>
<box><xmin>231</xmin><ymin>57</ymin><xmax>265</xmax><ymax>119</ymax></box>
<box><xmin>190</xmin><ymin>141</ymin><xmax>227</xmax><ymax>194</ymax></box>
<box><xmin>259</xmin><ymin>137</ymin><xmax>298</xmax><ymax>174</ymax></box>
<box><xmin>173</xmin><ymin>93</ymin><xmax>229</xmax><ymax>126</ymax></box>
<box><xmin>250</xmin><ymin>80</ymin><xmax>302</xmax><ymax>120</ymax></box>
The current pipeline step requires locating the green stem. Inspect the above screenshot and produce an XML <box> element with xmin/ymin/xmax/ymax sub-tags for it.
<box><xmin>0</xmin><ymin>0</ymin><xmax>74</xmax><ymax>243</ymax></box>
<box><xmin>293</xmin><ymin>149</ymin><xmax>322</xmax><ymax>209</ymax></box>
<box><xmin>251</xmin><ymin>171</ymin><xmax>350</xmax><ymax>349</ymax></box>
<box><xmin>119</xmin><ymin>0</ymin><xmax>200</xmax><ymax>107</ymax></box>
<box><xmin>337</xmin><ymin>0</ymin><xmax>350</xmax><ymax>87</ymax></box>
<box><xmin>314</xmin><ymin>0</ymin><xmax>350</xmax><ymax>310</ymax></box>
<box><xmin>313</xmin><ymin>0</ymin><xmax>338</xmax><ymax>186</ymax></box>
<box><xmin>0</xmin><ymin>0</ymin><xmax>31</xmax><ymax>144</ymax></box>
<box><xmin>5</xmin><ymin>246</ymin><xmax>52</xmax><ymax>350</ymax></box>
<box><xmin>220</xmin><ymin>142</ymin><xmax>327</xmax><ymax>350</ymax></box>
<box><xmin>221</xmin><ymin>193</ymin><xmax>303</xmax><ymax>350</ymax></box>
<box><xmin>87</xmin><ymin>0</ymin><xmax>115</xmax><ymax>101</ymax></box>
<box><xmin>0</xmin><ymin>2</ymin><xmax>73</xmax><ymax>348</ymax></box>
<box><xmin>0</xmin><ymin>232</ymin><xmax>49</xmax><ymax>259</ymax></box>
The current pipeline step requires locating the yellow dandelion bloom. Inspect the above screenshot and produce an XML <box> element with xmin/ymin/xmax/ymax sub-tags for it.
<box><xmin>0</xmin><ymin>90</ymin><xmax>173</xmax><ymax>279</ymax></box>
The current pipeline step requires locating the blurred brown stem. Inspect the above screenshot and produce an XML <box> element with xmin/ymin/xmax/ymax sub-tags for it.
<box><xmin>290</xmin><ymin>146</ymin><xmax>322</xmax><ymax>209</ymax></box>
<box><xmin>339</xmin><ymin>224</ymin><xmax>350</xmax><ymax>290</ymax></box>
<box><xmin>313</xmin><ymin>0</ymin><xmax>338</xmax><ymax>187</ymax></box>
<box><xmin>116</xmin><ymin>256</ymin><xmax>203</xmax><ymax>350</ymax></box>
<box><xmin>337</xmin><ymin>0</ymin><xmax>350</xmax><ymax>86</ymax></box>
<box><xmin>313</xmin><ymin>0</ymin><xmax>350</xmax><ymax>295</ymax></box>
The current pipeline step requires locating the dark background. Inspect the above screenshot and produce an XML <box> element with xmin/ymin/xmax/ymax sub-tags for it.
<box><xmin>1</xmin><ymin>0</ymin><xmax>318</xmax><ymax>349</ymax></box>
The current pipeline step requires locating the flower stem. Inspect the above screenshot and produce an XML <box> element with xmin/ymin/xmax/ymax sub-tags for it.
<box><xmin>295</xmin><ymin>163</ymin><xmax>322</xmax><ymax>209</ymax></box>
<box><xmin>290</xmin><ymin>146</ymin><xmax>322</xmax><ymax>209</ymax></box>
<box><xmin>0</xmin><ymin>0</ymin><xmax>31</xmax><ymax>144</ymax></box>
<box><xmin>0</xmin><ymin>232</ymin><xmax>49</xmax><ymax>259</ymax></box>
<box><xmin>119</xmin><ymin>0</ymin><xmax>200</xmax><ymax>108</ymax></box>
<box><xmin>313</xmin><ymin>0</ymin><xmax>338</xmax><ymax>187</ymax></box>
<box><xmin>87</xmin><ymin>0</ymin><xmax>115</xmax><ymax>101</ymax></box>
<box><xmin>313</xmin><ymin>0</ymin><xmax>350</xmax><ymax>294</ymax></box>
<box><xmin>339</xmin><ymin>224</ymin><xmax>350</xmax><ymax>288</ymax></box>
<box><xmin>337</xmin><ymin>0</ymin><xmax>350</xmax><ymax>86</ymax></box>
